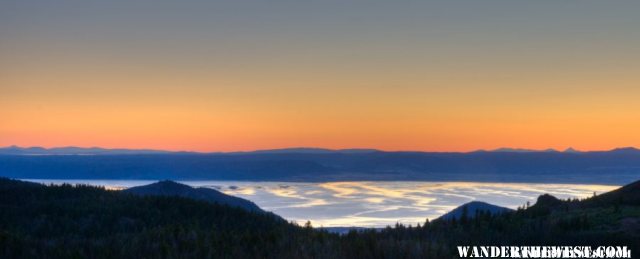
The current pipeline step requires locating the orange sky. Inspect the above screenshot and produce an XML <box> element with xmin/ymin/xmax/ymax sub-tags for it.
<box><xmin>2</xmin><ymin>1</ymin><xmax>639</xmax><ymax>152</ymax></box>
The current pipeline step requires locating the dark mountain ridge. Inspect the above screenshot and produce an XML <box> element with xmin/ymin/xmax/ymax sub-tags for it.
<box><xmin>437</xmin><ymin>201</ymin><xmax>512</xmax><ymax>221</ymax></box>
<box><xmin>1</xmin><ymin>178</ymin><xmax>639</xmax><ymax>258</ymax></box>
<box><xmin>123</xmin><ymin>180</ymin><xmax>263</xmax><ymax>212</ymax></box>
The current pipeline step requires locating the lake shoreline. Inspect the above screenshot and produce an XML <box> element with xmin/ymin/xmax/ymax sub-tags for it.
<box><xmin>19</xmin><ymin>178</ymin><xmax>621</xmax><ymax>228</ymax></box>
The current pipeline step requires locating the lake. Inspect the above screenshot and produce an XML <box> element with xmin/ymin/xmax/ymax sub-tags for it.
<box><xmin>23</xmin><ymin>179</ymin><xmax>619</xmax><ymax>228</ymax></box>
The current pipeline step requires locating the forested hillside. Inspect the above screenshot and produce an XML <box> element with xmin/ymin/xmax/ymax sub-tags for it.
<box><xmin>123</xmin><ymin>180</ymin><xmax>264</xmax><ymax>212</ymax></box>
<box><xmin>0</xmin><ymin>178</ymin><xmax>330</xmax><ymax>258</ymax></box>
<box><xmin>1</xmin><ymin>178</ymin><xmax>639</xmax><ymax>258</ymax></box>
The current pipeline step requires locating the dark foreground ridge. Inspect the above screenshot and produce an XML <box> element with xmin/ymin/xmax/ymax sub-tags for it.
<box><xmin>124</xmin><ymin>180</ymin><xmax>263</xmax><ymax>212</ymax></box>
<box><xmin>437</xmin><ymin>201</ymin><xmax>513</xmax><ymax>221</ymax></box>
<box><xmin>0</xmin><ymin>178</ymin><xmax>639</xmax><ymax>258</ymax></box>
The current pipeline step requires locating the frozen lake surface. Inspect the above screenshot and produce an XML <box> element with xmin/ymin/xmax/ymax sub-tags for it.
<box><xmin>24</xmin><ymin>179</ymin><xmax>619</xmax><ymax>228</ymax></box>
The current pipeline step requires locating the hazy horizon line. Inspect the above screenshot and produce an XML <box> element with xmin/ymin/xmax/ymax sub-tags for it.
<box><xmin>2</xmin><ymin>144</ymin><xmax>639</xmax><ymax>154</ymax></box>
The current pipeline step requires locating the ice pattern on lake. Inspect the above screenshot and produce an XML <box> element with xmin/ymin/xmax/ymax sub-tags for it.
<box><xmin>27</xmin><ymin>179</ymin><xmax>619</xmax><ymax>228</ymax></box>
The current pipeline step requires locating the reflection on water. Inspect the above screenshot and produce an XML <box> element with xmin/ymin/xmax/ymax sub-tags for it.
<box><xmin>25</xmin><ymin>179</ymin><xmax>619</xmax><ymax>228</ymax></box>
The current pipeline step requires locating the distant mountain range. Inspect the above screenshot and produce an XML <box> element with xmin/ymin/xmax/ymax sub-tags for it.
<box><xmin>124</xmin><ymin>181</ymin><xmax>264</xmax><ymax>212</ymax></box>
<box><xmin>0</xmin><ymin>146</ymin><xmax>175</xmax><ymax>155</ymax></box>
<box><xmin>3</xmin><ymin>145</ymin><xmax>640</xmax><ymax>156</ymax></box>
<box><xmin>0</xmin><ymin>146</ymin><xmax>384</xmax><ymax>155</ymax></box>
<box><xmin>1</xmin><ymin>146</ymin><xmax>640</xmax><ymax>184</ymax></box>
<box><xmin>1</xmin><ymin>145</ymin><xmax>619</xmax><ymax>155</ymax></box>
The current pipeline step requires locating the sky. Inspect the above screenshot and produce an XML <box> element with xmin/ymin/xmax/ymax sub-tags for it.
<box><xmin>1</xmin><ymin>0</ymin><xmax>639</xmax><ymax>152</ymax></box>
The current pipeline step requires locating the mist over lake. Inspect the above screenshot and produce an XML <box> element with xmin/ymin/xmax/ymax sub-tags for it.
<box><xmin>24</xmin><ymin>179</ymin><xmax>618</xmax><ymax>228</ymax></box>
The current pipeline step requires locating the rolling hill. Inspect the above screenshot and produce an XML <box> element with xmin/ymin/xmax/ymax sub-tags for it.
<box><xmin>437</xmin><ymin>201</ymin><xmax>512</xmax><ymax>221</ymax></box>
<box><xmin>1</xmin><ymin>177</ymin><xmax>639</xmax><ymax>258</ymax></box>
<box><xmin>123</xmin><ymin>180</ymin><xmax>263</xmax><ymax>212</ymax></box>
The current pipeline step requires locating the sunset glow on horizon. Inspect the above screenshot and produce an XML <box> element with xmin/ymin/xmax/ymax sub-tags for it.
<box><xmin>2</xmin><ymin>1</ymin><xmax>639</xmax><ymax>152</ymax></box>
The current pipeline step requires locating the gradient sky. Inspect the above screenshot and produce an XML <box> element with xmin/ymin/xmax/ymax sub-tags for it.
<box><xmin>1</xmin><ymin>0</ymin><xmax>639</xmax><ymax>152</ymax></box>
